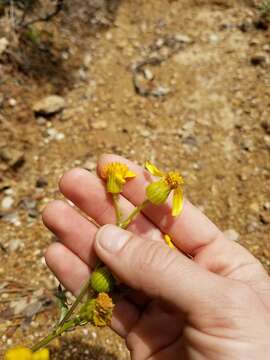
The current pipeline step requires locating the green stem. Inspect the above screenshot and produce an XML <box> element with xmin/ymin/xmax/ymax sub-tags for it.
<box><xmin>112</xmin><ymin>193</ymin><xmax>122</xmax><ymax>225</ymax></box>
<box><xmin>57</xmin><ymin>277</ymin><xmax>92</xmax><ymax>328</ymax></box>
<box><xmin>31</xmin><ymin>319</ymin><xmax>76</xmax><ymax>352</ymax></box>
<box><xmin>119</xmin><ymin>200</ymin><xmax>149</xmax><ymax>229</ymax></box>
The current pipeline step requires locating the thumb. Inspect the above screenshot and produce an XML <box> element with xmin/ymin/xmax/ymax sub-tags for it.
<box><xmin>94</xmin><ymin>225</ymin><xmax>228</xmax><ymax>314</ymax></box>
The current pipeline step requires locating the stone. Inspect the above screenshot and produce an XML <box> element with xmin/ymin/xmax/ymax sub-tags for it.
<box><xmin>91</xmin><ymin>120</ymin><xmax>108</xmax><ymax>130</ymax></box>
<box><xmin>174</xmin><ymin>34</ymin><xmax>192</xmax><ymax>44</ymax></box>
<box><xmin>223</xmin><ymin>229</ymin><xmax>240</xmax><ymax>242</ymax></box>
<box><xmin>1</xmin><ymin>196</ymin><xmax>14</xmax><ymax>210</ymax></box>
<box><xmin>0</xmin><ymin>38</ymin><xmax>8</xmax><ymax>57</ymax></box>
<box><xmin>8</xmin><ymin>98</ymin><xmax>17</xmax><ymax>107</ymax></box>
<box><xmin>8</xmin><ymin>239</ymin><xmax>21</xmax><ymax>252</ymax></box>
<box><xmin>0</xmin><ymin>147</ymin><xmax>25</xmax><ymax>169</ymax></box>
<box><xmin>33</xmin><ymin>95</ymin><xmax>66</xmax><ymax>116</ymax></box>
<box><xmin>260</xmin><ymin>212</ymin><xmax>270</xmax><ymax>225</ymax></box>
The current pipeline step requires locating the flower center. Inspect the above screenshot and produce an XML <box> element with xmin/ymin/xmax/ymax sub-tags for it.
<box><xmin>165</xmin><ymin>171</ymin><xmax>184</xmax><ymax>189</ymax></box>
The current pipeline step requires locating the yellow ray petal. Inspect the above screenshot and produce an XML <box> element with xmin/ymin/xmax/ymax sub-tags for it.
<box><xmin>5</xmin><ymin>347</ymin><xmax>32</xmax><ymax>360</ymax></box>
<box><xmin>164</xmin><ymin>234</ymin><xmax>175</xmax><ymax>249</ymax></box>
<box><xmin>125</xmin><ymin>170</ymin><xmax>136</xmax><ymax>179</ymax></box>
<box><xmin>33</xmin><ymin>349</ymin><xmax>50</xmax><ymax>360</ymax></box>
<box><xmin>146</xmin><ymin>180</ymin><xmax>171</xmax><ymax>205</ymax></box>
<box><xmin>144</xmin><ymin>161</ymin><xmax>164</xmax><ymax>177</ymax></box>
<box><xmin>172</xmin><ymin>187</ymin><xmax>184</xmax><ymax>216</ymax></box>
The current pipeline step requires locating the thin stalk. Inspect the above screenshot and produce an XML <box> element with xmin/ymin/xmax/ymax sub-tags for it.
<box><xmin>31</xmin><ymin>319</ymin><xmax>76</xmax><ymax>352</ymax></box>
<box><xmin>57</xmin><ymin>277</ymin><xmax>92</xmax><ymax>328</ymax></box>
<box><xmin>112</xmin><ymin>193</ymin><xmax>122</xmax><ymax>225</ymax></box>
<box><xmin>119</xmin><ymin>200</ymin><xmax>149</xmax><ymax>229</ymax></box>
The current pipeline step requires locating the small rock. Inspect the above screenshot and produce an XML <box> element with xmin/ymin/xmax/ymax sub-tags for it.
<box><xmin>263</xmin><ymin>202</ymin><xmax>270</xmax><ymax>211</ymax></box>
<box><xmin>83</xmin><ymin>159</ymin><xmax>96</xmax><ymax>171</ymax></box>
<box><xmin>83</xmin><ymin>53</ymin><xmax>92</xmax><ymax>68</ymax></box>
<box><xmin>209</xmin><ymin>33</ymin><xmax>219</xmax><ymax>44</ymax></box>
<box><xmin>0</xmin><ymin>37</ymin><xmax>8</xmax><ymax>57</ymax></box>
<box><xmin>33</xmin><ymin>95</ymin><xmax>66</xmax><ymax>116</ymax></box>
<box><xmin>261</xmin><ymin>119</ymin><xmax>270</xmax><ymax>134</ymax></box>
<box><xmin>223</xmin><ymin>229</ymin><xmax>240</xmax><ymax>242</ymax></box>
<box><xmin>36</xmin><ymin>117</ymin><xmax>47</xmax><ymax>125</ymax></box>
<box><xmin>260</xmin><ymin>212</ymin><xmax>270</xmax><ymax>224</ymax></box>
<box><xmin>1</xmin><ymin>196</ymin><xmax>14</xmax><ymax>210</ymax></box>
<box><xmin>91</xmin><ymin>120</ymin><xmax>107</xmax><ymax>130</ymax></box>
<box><xmin>8</xmin><ymin>239</ymin><xmax>21</xmax><ymax>252</ymax></box>
<box><xmin>174</xmin><ymin>34</ymin><xmax>192</xmax><ymax>44</ymax></box>
<box><xmin>11</xmin><ymin>298</ymin><xmax>28</xmax><ymax>315</ymax></box>
<box><xmin>0</xmin><ymin>147</ymin><xmax>25</xmax><ymax>169</ymax></box>
<box><xmin>250</xmin><ymin>53</ymin><xmax>267</xmax><ymax>66</ymax></box>
<box><xmin>8</xmin><ymin>98</ymin><xmax>17</xmax><ymax>107</ymax></box>
<box><xmin>1</xmin><ymin>212</ymin><xmax>21</xmax><ymax>226</ymax></box>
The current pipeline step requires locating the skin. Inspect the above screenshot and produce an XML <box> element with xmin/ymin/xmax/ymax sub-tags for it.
<box><xmin>42</xmin><ymin>154</ymin><xmax>270</xmax><ymax>360</ymax></box>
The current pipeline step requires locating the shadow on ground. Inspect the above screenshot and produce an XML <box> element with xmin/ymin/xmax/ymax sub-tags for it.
<box><xmin>51</xmin><ymin>337</ymin><xmax>124</xmax><ymax>360</ymax></box>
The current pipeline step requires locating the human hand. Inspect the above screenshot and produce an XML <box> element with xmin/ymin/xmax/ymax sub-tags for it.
<box><xmin>43</xmin><ymin>154</ymin><xmax>270</xmax><ymax>360</ymax></box>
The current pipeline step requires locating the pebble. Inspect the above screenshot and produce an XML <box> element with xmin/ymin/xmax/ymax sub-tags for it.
<box><xmin>223</xmin><ymin>229</ymin><xmax>240</xmax><ymax>242</ymax></box>
<box><xmin>2</xmin><ymin>212</ymin><xmax>21</xmax><ymax>226</ymax></box>
<box><xmin>174</xmin><ymin>34</ymin><xmax>192</xmax><ymax>44</ymax></box>
<box><xmin>1</xmin><ymin>196</ymin><xmax>14</xmax><ymax>210</ymax></box>
<box><xmin>36</xmin><ymin>116</ymin><xmax>47</xmax><ymax>125</ymax></box>
<box><xmin>91</xmin><ymin>120</ymin><xmax>108</xmax><ymax>130</ymax></box>
<box><xmin>33</xmin><ymin>95</ymin><xmax>66</xmax><ymax>116</ymax></box>
<box><xmin>260</xmin><ymin>212</ymin><xmax>270</xmax><ymax>225</ymax></box>
<box><xmin>209</xmin><ymin>33</ymin><xmax>219</xmax><ymax>44</ymax></box>
<box><xmin>263</xmin><ymin>202</ymin><xmax>270</xmax><ymax>211</ymax></box>
<box><xmin>0</xmin><ymin>147</ymin><xmax>25</xmax><ymax>169</ymax></box>
<box><xmin>46</xmin><ymin>128</ymin><xmax>65</xmax><ymax>141</ymax></box>
<box><xmin>8</xmin><ymin>239</ymin><xmax>21</xmax><ymax>252</ymax></box>
<box><xmin>0</xmin><ymin>37</ymin><xmax>8</xmax><ymax>57</ymax></box>
<box><xmin>8</xmin><ymin>98</ymin><xmax>17</xmax><ymax>107</ymax></box>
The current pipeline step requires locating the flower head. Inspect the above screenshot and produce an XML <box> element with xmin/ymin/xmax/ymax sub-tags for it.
<box><xmin>100</xmin><ymin>162</ymin><xmax>136</xmax><ymax>194</ymax></box>
<box><xmin>79</xmin><ymin>292</ymin><xmax>114</xmax><ymax>327</ymax></box>
<box><xmin>4</xmin><ymin>347</ymin><xmax>49</xmax><ymax>360</ymax></box>
<box><xmin>145</xmin><ymin>161</ymin><xmax>184</xmax><ymax>216</ymax></box>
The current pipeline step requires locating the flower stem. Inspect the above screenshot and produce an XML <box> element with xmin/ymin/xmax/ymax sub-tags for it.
<box><xmin>31</xmin><ymin>319</ymin><xmax>76</xmax><ymax>352</ymax></box>
<box><xmin>57</xmin><ymin>277</ymin><xmax>92</xmax><ymax>328</ymax></box>
<box><xmin>112</xmin><ymin>193</ymin><xmax>122</xmax><ymax>224</ymax></box>
<box><xmin>119</xmin><ymin>200</ymin><xmax>149</xmax><ymax>229</ymax></box>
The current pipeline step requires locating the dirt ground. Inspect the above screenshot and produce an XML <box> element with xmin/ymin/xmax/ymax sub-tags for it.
<box><xmin>0</xmin><ymin>0</ymin><xmax>270</xmax><ymax>358</ymax></box>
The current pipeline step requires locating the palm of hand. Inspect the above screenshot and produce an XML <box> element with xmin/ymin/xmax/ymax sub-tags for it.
<box><xmin>43</xmin><ymin>155</ymin><xmax>270</xmax><ymax>360</ymax></box>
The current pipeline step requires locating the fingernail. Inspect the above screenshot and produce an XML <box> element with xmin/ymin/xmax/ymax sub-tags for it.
<box><xmin>96</xmin><ymin>225</ymin><xmax>129</xmax><ymax>253</ymax></box>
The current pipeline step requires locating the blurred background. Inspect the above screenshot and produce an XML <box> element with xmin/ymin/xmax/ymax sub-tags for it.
<box><xmin>0</xmin><ymin>0</ymin><xmax>270</xmax><ymax>358</ymax></box>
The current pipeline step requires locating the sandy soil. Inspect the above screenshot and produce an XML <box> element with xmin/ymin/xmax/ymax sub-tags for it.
<box><xmin>0</xmin><ymin>0</ymin><xmax>270</xmax><ymax>358</ymax></box>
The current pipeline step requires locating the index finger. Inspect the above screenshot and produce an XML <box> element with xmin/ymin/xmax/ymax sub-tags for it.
<box><xmin>97</xmin><ymin>154</ymin><xmax>222</xmax><ymax>256</ymax></box>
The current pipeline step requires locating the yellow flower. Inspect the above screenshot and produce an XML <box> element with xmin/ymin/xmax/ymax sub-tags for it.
<box><xmin>100</xmin><ymin>162</ymin><xmax>136</xmax><ymax>194</ymax></box>
<box><xmin>145</xmin><ymin>161</ymin><xmax>184</xmax><ymax>216</ymax></box>
<box><xmin>4</xmin><ymin>347</ymin><xmax>49</xmax><ymax>360</ymax></box>
<box><xmin>164</xmin><ymin>234</ymin><xmax>175</xmax><ymax>249</ymax></box>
